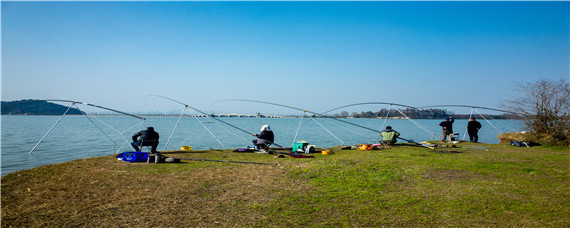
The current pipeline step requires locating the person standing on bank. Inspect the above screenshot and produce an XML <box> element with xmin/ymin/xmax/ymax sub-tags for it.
<box><xmin>467</xmin><ymin>117</ymin><xmax>482</xmax><ymax>142</ymax></box>
<box><xmin>439</xmin><ymin>116</ymin><xmax>455</xmax><ymax>142</ymax></box>
<box><xmin>131</xmin><ymin>127</ymin><xmax>160</xmax><ymax>153</ymax></box>
<box><xmin>252</xmin><ymin>125</ymin><xmax>274</xmax><ymax>151</ymax></box>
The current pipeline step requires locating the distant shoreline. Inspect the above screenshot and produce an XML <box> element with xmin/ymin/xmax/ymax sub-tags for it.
<box><xmin>1</xmin><ymin>114</ymin><xmax>523</xmax><ymax>120</ymax></box>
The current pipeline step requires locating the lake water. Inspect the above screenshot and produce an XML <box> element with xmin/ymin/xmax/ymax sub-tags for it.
<box><xmin>1</xmin><ymin>115</ymin><xmax>524</xmax><ymax>176</ymax></box>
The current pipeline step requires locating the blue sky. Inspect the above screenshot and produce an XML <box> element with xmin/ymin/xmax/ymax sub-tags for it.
<box><xmin>2</xmin><ymin>1</ymin><xmax>568</xmax><ymax>115</ymax></box>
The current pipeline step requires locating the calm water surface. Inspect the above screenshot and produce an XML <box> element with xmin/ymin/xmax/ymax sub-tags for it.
<box><xmin>1</xmin><ymin>115</ymin><xmax>523</xmax><ymax>176</ymax></box>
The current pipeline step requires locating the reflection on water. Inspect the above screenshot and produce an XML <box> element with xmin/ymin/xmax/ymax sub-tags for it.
<box><xmin>1</xmin><ymin>115</ymin><xmax>523</xmax><ymax>175</ymax></box>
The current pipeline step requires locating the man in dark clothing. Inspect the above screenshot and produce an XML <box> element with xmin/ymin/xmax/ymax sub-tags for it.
<box><xmin>439</xmin><ymin>117</ymin><xmax>455</xmax><ymax>142</ymax></box>
<box><xmin>467</xmin><ymin>118</ymin><xmax>482</xmax><ymax>142</ymax></box>
<box><xmin>252</xmin><ymin>125</ymin><xmax>274</xmax><ymax>151</ymax></box>
<box><xmin>131</xmin><ymin>127</ymin><xmax>160</xmax><ymax>153</ymax></box>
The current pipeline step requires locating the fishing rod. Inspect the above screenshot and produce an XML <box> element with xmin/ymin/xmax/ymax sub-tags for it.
<box><xmin>322</xmin><ymin>102</ymin><xmax>418</xmax><ymax>114</ymax></box>
<box><xmin>149</xmin><ymin>96</ymin><xmax>298</xmax><ymax>154</ymax></box>
<box><xmin>175</xmin><ymin>157</ymin><xmax>278</xmax><ymax>166</ymax></box>
<box><xmin>416</xmin><ymin>104</ymin><xmax>524</xmax><ymax>116</ymax></box>
<box><xmin>43</xmin><ymin>99</ymin><xmax>145</xmax><ymax>120</ymax></box>
<box><xmin>218</xmin><ymin>99</ymin><xmax>386</xmax><ymax>135</ymax></box>
<box><xmin>29</xmin><ymin>99</ymin><xmax>145</xmax><ymax>154</ymax></box>
<box><xmin>396</xmin><ymin>137</ymin><xmax>436</xmax><ymax>149</ymax></box>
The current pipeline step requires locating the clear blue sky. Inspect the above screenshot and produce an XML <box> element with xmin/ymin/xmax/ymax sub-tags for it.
<box><xmin>2</xmin><ymin>1</ymin><xmax>569</xmax><ymax>115</ymax></box>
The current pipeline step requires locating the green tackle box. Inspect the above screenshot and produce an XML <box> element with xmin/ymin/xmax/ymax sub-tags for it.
<box><xmin>292</xmin><ymin>141</ymin><xmax>309</xmax><ymax>152</ymax></box>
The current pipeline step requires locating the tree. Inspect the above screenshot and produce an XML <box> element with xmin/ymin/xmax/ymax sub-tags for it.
<box><xmin>503</xmin><ymin>79</ymin><xmax>569</xmax><ymax>145</ymax></box>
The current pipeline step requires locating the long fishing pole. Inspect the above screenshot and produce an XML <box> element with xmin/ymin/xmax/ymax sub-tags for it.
<box><xmin>219</xmin><ymin>99</ymin><xmax>386</xmax><ymax>135</ymax></box>
<box><xmin>29</xmin><ymin>99</ymin><xmax>145</xmax><ymax>154</ymax></box>
<box><xmin>150</xmin><ymin>95</ymin><xmax>296</xmax><ymax>153</ymax></box>
<box><xmin>324</xmin><ymin>102</ymin><xmax>437</xmax><ymax>140</ymax></box>
<box><xmin>417</xmin><ymin>104</ymin><xmax>524</xmax><ymax>116</ymax></box>
<box><xmin>322</xmin><ymin>102</ymin><xmax>417</xmax><ymax>114</ymax></box>
<box><xmin>43</xmin><ymin>99</ymin><xmax>145</xmax><ymax>120</ymax></box>
<box><xmin>396</xmin><ymin>137</ymin><xmax>435</xmax><ymax>150</ymax></box>
<box><xmin>176</xmin><ymin>157</ymin><xmax>278</xmax><ymax>166</ymax></box>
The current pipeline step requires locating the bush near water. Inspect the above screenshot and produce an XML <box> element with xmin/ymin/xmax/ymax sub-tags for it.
<box><xmin>498</xmin><ymin>131</ymin><xmax>570</xmax><ymax>146</ymax></box>
<box><xmin>2</xmin><ymin>142</ymin><xmax>568</xmax><ymax>227</ymax></box>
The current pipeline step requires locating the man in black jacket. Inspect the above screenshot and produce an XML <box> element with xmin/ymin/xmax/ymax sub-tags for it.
<box><xmin>439</xmin><ymin>117</ymin><xmax>454</xmax><ymax>142</ymax></box>
<box><xmin>467</xmin><ymin>118</ymin><xmax>482</xmax><ymax>142</ymax></box>
<box><xmin>131</xmin><ymin>127</ymin><xmax>160</xmax><ymax>153</ymax></box>
<box><xmin>252</xmin><ymin>125</ymin><xmax>274</xmax><ymax>151</ymax></box>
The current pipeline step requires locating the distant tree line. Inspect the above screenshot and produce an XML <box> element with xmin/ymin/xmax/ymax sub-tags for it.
<box><xmin>1</xmin><ymin>100</ymin><xmax>82</xmax><ymax>115</ymax></box>
<box><xmin>329</xmin><ymin>108</ymin><xmax>521</xmax><ymax>119</ymax></box>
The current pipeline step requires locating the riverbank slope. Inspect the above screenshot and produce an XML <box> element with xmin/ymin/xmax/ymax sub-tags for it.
<box><xmin>2</xmin><ymin>143</ymin><xmax>568</xmax><ymax>227</ymax></box>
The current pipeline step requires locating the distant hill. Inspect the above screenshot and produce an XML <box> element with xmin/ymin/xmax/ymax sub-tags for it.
<box><xmin>1</xmin><ymin>100</ymin><xmax>82</xmax><ymax>115</ymax></box>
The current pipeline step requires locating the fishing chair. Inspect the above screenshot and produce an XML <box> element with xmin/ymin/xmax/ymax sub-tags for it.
<box><xmin>256</xmin><ymin>142</ymin><xmax>272</xmax><ymax>151</ymax></box>
<box><xmin>133</xmin><ymin>140</ymin><xmax>158</xmax><ymax>153</ymax></box>
<box><xmin>379</xmin><ymin>141</ymin><xmax>393</xmax><ymax>149</ymax></box>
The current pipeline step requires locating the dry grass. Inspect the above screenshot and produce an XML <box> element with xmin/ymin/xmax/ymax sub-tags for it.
<box><xmin>497</xmin><ymin>132</ymin><xmax>529</xmax><ymax>144</ymax></box>
<box><xmin>1</xmin><ymin>150</ymin><xmax>310</xmax><ymax>227</ymax></box>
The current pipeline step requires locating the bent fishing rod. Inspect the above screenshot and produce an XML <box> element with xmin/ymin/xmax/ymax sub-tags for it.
<box><xmin>396</xmin><ymin>136</ymin><xmax>435</xmax><ymax>149</ymax></box>
<box><xmin>174</xmin><ymin>157</ymin><xmax>278</xmax><ymax>166</ymax></box>
<box><xmin>29</xmin><ymin>99</ymin><xmax>145</xmax><ymax>154</ymax></box>
<box><xmin>322</xmin><ymin>102</ymin><xmax>418</xmax><ymax>114</ymax></box>
<box><xmin>149</xmin><ymin>95</ymin><xmax>298</xmax><ymax>153</ymax></box>
<box><xmin>43</xmin><ymin>99</ymin><xmax>145</xmax><ymax>120</ymax></box>
<box><xmin>416</xmin><ymin>104</ymin><xmax>524</xmax><ymax>116</ymax></box>
<box><xmin>218</xmin><ymin>99</ymin><xmax>387</xmax><ymax>135</ymax></box>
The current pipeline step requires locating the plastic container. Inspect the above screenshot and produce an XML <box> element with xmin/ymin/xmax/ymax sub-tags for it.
<box><xmin>181</xmin><ymin>146</ymin><xmax>192</xmax><ymax>151</ymax></box>
<box><xmin>292</xmin><ymin>141</ymin><xmax>309</xmax><ymax>152</ymax></box>
<box><xmin>322</xmin><ymin>150</ymin><xmax>331</xmax><ymax>155</ymax></box>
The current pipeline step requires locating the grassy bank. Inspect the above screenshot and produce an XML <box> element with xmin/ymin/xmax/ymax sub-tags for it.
<box><xmin>2</xmin><ymin>142</ymin><xmax>569</xmax><ymax>227</ymax></box>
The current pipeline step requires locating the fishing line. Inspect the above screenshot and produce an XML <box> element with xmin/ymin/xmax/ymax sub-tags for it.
<box><xmin>474</xmin><ymin>108</ymin><xmax>503</xmax><ymax>134</ymax></box>
<box><xmin>29</xmin><ymin>102</ymin><xmax>75</xmax><ymax>155</ymax></box>
<box><xmin>164</xmin><ymin>107</ymin><xmax>187</xmax><ymax>149</ymax></box>
<box><xmin>292</xmin><ymin>110</ymin><xmax>306</xmax><ymax>143</ymax></box>
<box><xmin>462</xmin><ymin>108</ymin><xmax>475</xmax><ymax>141</ymax></box>
<box><xmin>81</xmin><ymin>109</ymin><xmax>134</xmax><ymax>145</ymax></box>
<box><xmin>76</xmin><ymin>105</ymin><xmax>116</xmax><ymax>143</ymax></box>
<box><xmin>374</xmin><ymin>105</ymin><xmax>393</xmax><ymax>142</ymax></box>
<box><xmin>76</xmin><ymin>105</ymin><xmax>144</xmax><ymax>153</ymax></box>
<box><xmin>319</xmin><ymin>117</ymin><xmax>372</xmax><ymax>140</ymax></box>
<box><xmin>310</xmin><ymin>117</ymin><xmax>345</xmax><ymax>145</ymax></box>
<box><xmin>393</xmin><ymin>108</ymin><xmax>437</xmax><ymax>140</ymax></box>
<box><xmin>476</xmin><ymin>110</ymin><xmax>518</xmax><ymax>133</ymax></box>
<box><xmin>186</xmin><ymin>107</ymin><xmax>225</xmax><ymax>147</ymax></box>
<box><xmin>213</xmin><ymin>120</ymin><xmax>251</xmax><ymax>142</ymax></box>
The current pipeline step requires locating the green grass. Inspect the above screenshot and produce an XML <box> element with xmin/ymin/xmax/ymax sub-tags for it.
<box><xmin>2</xmin><ymin>142</ymin><xmax>569</xmax><ymax>227</ymax></box>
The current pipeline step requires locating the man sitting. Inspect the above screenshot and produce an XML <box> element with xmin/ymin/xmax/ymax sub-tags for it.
<box><xmin>380</xmin><ymin>126</ymin><xmax>400</xmax><ymax>148</ymax></box>
<box><xmin>131</xmin><ymin>127</ymin><xmax>160</xmax><ymax>153</ymax></box>
<box><xmin>252</xmin><ymin>125</ymin><xmax>274</xmax><ymax>152</ymax></box>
